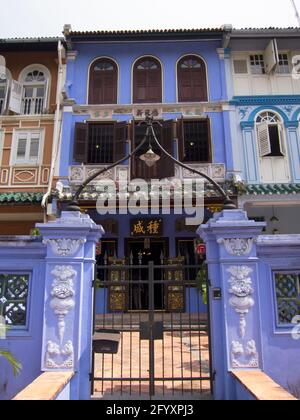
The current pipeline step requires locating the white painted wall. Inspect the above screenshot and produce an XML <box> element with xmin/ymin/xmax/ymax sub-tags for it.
<box><xmin>231</xmin><ymin>51</ymin><xmax>300</xmax><ymax>96</ymax></box>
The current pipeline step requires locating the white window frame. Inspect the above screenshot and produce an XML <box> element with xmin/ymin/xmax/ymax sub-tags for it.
<box><xmin>249</xmin><ymin>54</ymin><xmax>266</xmax><ymax>75</ymax></box>
<box><xmin>10</xmin><ymin>129</ymin><xmax>44</xmax><ymax>166</ymax></box>
<box><xmin>276</xmin><ymin>52</ymin><xmax>291</xmax><ymax>75</ymax></box>
<box><xmin>18</xmin><ymin>64</ymin><xmax>51</xmax><ymax>115</ymax></box>
<box><xmin>0</xmin><ymin>64</ymin><xmax>12</xmax><ymax>115</ymax></box>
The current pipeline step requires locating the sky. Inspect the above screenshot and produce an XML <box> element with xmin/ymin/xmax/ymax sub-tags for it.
<box><xmin>0</xmin><ymin>0</ymin><xmax>299</xmax><ymax>38</ymax></box>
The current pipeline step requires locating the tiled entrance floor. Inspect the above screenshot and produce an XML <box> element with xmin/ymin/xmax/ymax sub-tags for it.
<box><xmin>93</xmin><ymin>329</ymin><xmax>211</xmax><ymax>400</ymax></box>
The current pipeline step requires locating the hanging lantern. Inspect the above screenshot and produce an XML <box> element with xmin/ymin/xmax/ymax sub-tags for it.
<box><xmin>195</xmin><ymin>242</ymin><xmax>206</xmax><ymax>257</ymax></box>
<box><xmin>96</xmin><ymin>242</ymin><xmax>102</xmax><ymax>256</ymax></box>
<box><xmin>139</xmin><ymin>147</ymin><xmax>160</xmax><ymax>167</ymax></box>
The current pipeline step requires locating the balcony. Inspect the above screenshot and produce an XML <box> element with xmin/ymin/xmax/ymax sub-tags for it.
<box><xmin>22</xmin><ymin>97</ymin><xmax>44</xmax><ymax>115</ymax></box>
<box><xmin>69</xmin><ymin>163</ymin><xmax>226</xmax><ymax>184</ymax></box>
<box><xmin>0</xmin><ymin>165</ymin><xmax>50</xmax><ymax>188</ymax></box>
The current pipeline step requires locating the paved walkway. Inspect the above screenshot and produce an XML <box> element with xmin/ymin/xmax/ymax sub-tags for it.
<box><xmin>93</xmin><ymin>328</ymin><xmax>211</xmax><ymax>400</ymax></box>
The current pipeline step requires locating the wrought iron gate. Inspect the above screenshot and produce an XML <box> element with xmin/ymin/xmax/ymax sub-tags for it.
<box><xmin>91</xmin><ymin>262</ymin><xmax>212</xmax><ymax>399</ymax></box>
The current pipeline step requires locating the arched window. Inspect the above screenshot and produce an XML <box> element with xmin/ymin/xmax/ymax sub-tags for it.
<box><xmin>256</xmin><ymin>112</ymin><xmax>285</xmax><ymax>157</ymax></box>
<box><xmin>0</xmin><ymin>60</ymin><xmax>11</xmax><ymax>115</ymax></box>
<box><xmin>89</xmin><ymin>58</ymin><xmax>118</xmax><ymax>105</ymax></box>
<box><xmin>133</xmin><ymin>57</ymin><xmax>162</xmax><ymax>103</ymax></box>
<box><xmin>177</xmin><ymin>55</ymin><xmax>208</xmax><ymax>102</ymax></box>
<box><xmin>255</xmin><ymin>111</ymin><xmax>290</xmax><ymax>183</ymax></box>
<box><xmin>0</xmin><ymin>73</ymin><xmax>7</xmax><ymax>115</ymax></box>
<box><xmin>21</xmin><ymin>67</ymin><xmax>50</xmax><ymax>115</ymax></box>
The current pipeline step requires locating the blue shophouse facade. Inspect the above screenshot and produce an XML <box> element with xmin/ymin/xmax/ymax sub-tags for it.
<box><xmin>56</xmin><ymin>26</ymin><xmax>235</xmax><ymax>314</ymax></box>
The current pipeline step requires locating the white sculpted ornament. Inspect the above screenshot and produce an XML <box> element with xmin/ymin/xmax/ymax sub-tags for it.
<box><xmin>227</xmin><ymin>266</ymin><xmax>254</xmax><ymax>338</ymax></box>
<box><xmin>43</xmin><ymin>238</ymin><xmax>85</xmax><ymax>256</ymax></box>
<box><xmin>50</xmin><ymin>266</ymin><xmax>76</xmax><ymax>344</ymax></box>
<box><xmin>218</xmin><ymin>238</ymin><xmax>254</xmax><ymax>256</ymax></box>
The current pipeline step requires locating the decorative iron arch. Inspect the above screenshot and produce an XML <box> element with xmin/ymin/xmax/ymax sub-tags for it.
<box><xmin>66</xmin><ymin>116</ymin><xmax>236</xmax><ymax>212</ymax></box>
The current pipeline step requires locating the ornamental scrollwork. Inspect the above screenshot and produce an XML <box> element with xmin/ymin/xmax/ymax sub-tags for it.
<box><xmin>43</xmin><ymin>238</ymin><xmax>85</xmax><ymax>256</ymax></box>
<box><xmin>50</xmin><ymin>265</ymin><xmax>76</xmax><ymax>344</ymax></box>
<box><xmin>227</xmin><ymin>266</ymin><xmax>254</xmax><ymax>339</ymax></box>
<box><xmin>231</xmin><ymin>340</ymin><xmax>259</xmax><ymax>368</ymax></box>
<box><xmin>45</xmin><ymin>340</ymin><xmax>74</xmax><ymax>369</ymax></box>
<box><xmin>218</xmin><ymin>238</ymin><xmax>254</xmax><ymax>256</ymax></box>
<box><xmin>44</xmin><ymin>265</ymin><xmax>76</xmax><ymax>370</ymax></box>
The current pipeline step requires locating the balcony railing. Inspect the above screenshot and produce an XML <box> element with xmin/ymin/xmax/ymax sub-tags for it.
<box><xmin>69</xmin><ymin>165</ymin><xmax>130</xmax><ymax>185</ymax></box>
<box><xmin>69</xmin><ymin>163</ymin><xmax>226</xmax><ymax>184</ymax></box>
<box><xmin>22</xmin><ymin>97</ymin><xmax>44</xmax><ymax>115</ymax></box>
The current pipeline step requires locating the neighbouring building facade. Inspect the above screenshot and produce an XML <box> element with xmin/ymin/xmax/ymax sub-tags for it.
<box><xmin>0</xmin><ymin>38</ymin><xmax>65</xmax><ymax>234</ymax></box>
<box><xmin>56</xmin><ymin>25</ymin><xmax>236</xmax><ymax>313</ymax></box>
<box><xmin>224</xmin><ymin>28</ymin><xmax>300</xmax><ymax>234</ymax></box>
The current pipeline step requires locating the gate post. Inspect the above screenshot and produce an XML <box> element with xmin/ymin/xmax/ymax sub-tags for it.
<box><xmin>198</xmin><ymin>210</ymin><xmax>265</xmax><ymax>400</ymax></box>
<box><xmin>37</xmin><ymin>211</ymin><xmax>104</xmax><ymax>400</ymax></box>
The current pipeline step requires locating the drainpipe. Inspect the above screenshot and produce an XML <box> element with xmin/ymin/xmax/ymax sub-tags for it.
<box><xmin>42</xmin><ymin>40</ymin><xmax>65</xmax><ymax>220</ymax></box>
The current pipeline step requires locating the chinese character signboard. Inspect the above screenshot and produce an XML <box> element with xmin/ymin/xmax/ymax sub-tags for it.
<box><xmin>130</xmin><ymin>219</ymin><xmax>163</xmax><ymax>237</ymax></box>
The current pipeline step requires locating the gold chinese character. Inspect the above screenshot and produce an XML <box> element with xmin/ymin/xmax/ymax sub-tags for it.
<box><xmin>147</xmin><ymin>220</ymin><xmax>160</xmax><ymax>235</ymax></box>
<box><xmin>133</xmin><ymin>221</ymin><xmax>146</xmax><ymax>235</ymax></box>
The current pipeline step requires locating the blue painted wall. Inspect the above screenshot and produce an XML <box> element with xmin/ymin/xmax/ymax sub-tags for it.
<box><xmin>257</xmin><ymin>240</ymin><xmax>300</xmax><ymax>394</ymax></box>
<box><xmin>68</xmin><ymin>41</ymin><xmax>224</xmax><ymax>104</ymax></box>
<box><xmin>60</xmin><ymin>39</ymin><xmax>231</xmax><ymax>177</ymax></box>
<box><xmin>0</xmin><ymin>240</ymin><xmax>46</xmax><ymax>400</ymax></box>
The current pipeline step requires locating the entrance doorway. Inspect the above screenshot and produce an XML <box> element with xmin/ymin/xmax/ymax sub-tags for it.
<box><xmin>126</xmin><ymin>238</ymin><xmax>168</xmax><ymax>311</ymax></box>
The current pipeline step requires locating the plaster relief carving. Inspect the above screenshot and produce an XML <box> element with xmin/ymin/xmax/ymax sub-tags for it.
<box><xmin>218</xmin><ymin>238</ymin><xmax>254</xmax><ymax>256</ymax></box>
<box><xmin>45</xmin><ymin>340</ymin><xmax>74</xmax><ymax>369</ymax></box>
<box><xmin>70</xmin><ymin>166</ymin><xmax>84</xmax><ymax>181</ymax></box>
<box><xmin>43</xmin><ymin>238</ymin><xmax>85</xmax><ymax>256</ymax></box>
<box><xmin>231</xmin><ymin>340</ymin><xmax>259</xmax><ymax>369</ymax></box>
<box><xmin>44</xmin><ymin>265</ymin><xmax>76</xmax><ymax>370</ymax></box>
<box><xmin>50</xmin><ymin>265</ymin><xmax>76</xmax><ymax>343</ymax></box>
<box><xmin>228</xmin><ymin>266</ymin><xmax>254</xmax><ymax>338</ymax></box>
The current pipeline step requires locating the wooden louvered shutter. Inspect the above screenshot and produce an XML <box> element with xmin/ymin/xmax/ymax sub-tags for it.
<box><xmin>147</xmin><ymin>67</ymin><xmax>162</xmax><ymax>103</ymax></box>
<box><xmin>133</xmin><ymin>59</ymin><xmax>162</xmax><ymax>103</ymax></box>
<box><xmin>177</xmin><ymin>117</ymin><xmax>185</xmax><ymax>161</ymax></box>
<box><xmin>257</xmin><ymin>123</ymin><xmax>271</xmax><ymax>157</ymax></box>
<box><xmin>73</xmin><ymin>122</ymin><xmax>88</xmax><ymax>163</ymax></box>
<box><xmin>156</xmin><ymin>120</ymin><xmax>175</xmax><ymax>179</ymax></box>
<box><xmin>104</xmin><ymin>71</ymin><xmax>117</xmax><ymax>104</ymax></box>
<box><xmin>89</xmin><ymin>60</ymin><xmax>117</xmax><ymax>105</ymax></box>
<box><xmin>178</xmin><ymin>57</ymin><xmax>208</xmax><ymax>102</ymax></box>
<box><xmin>114</xmin><ymin>121</ymin><xmax>128</xmax><ymax>162</ymax></box>
<box><xmin>131</xmin><ymin>121</ymin><xmax>152</xmax><ymax>179</ymax></box>
<box><xmin>278</xmin><ymin>125</ymin><xmax>286</xmax><ymax>156</ymax></box>
<box><xmin>193</xmin><ymin>65</ymin><xmax>208</xmax><ymax>102</ymax></box>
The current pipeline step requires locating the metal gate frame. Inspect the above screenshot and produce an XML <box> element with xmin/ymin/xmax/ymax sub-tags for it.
<box><xmin>91</xmin><ymin>262</ymin><xmax>212</xmax><ymax>399</ymax></box>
